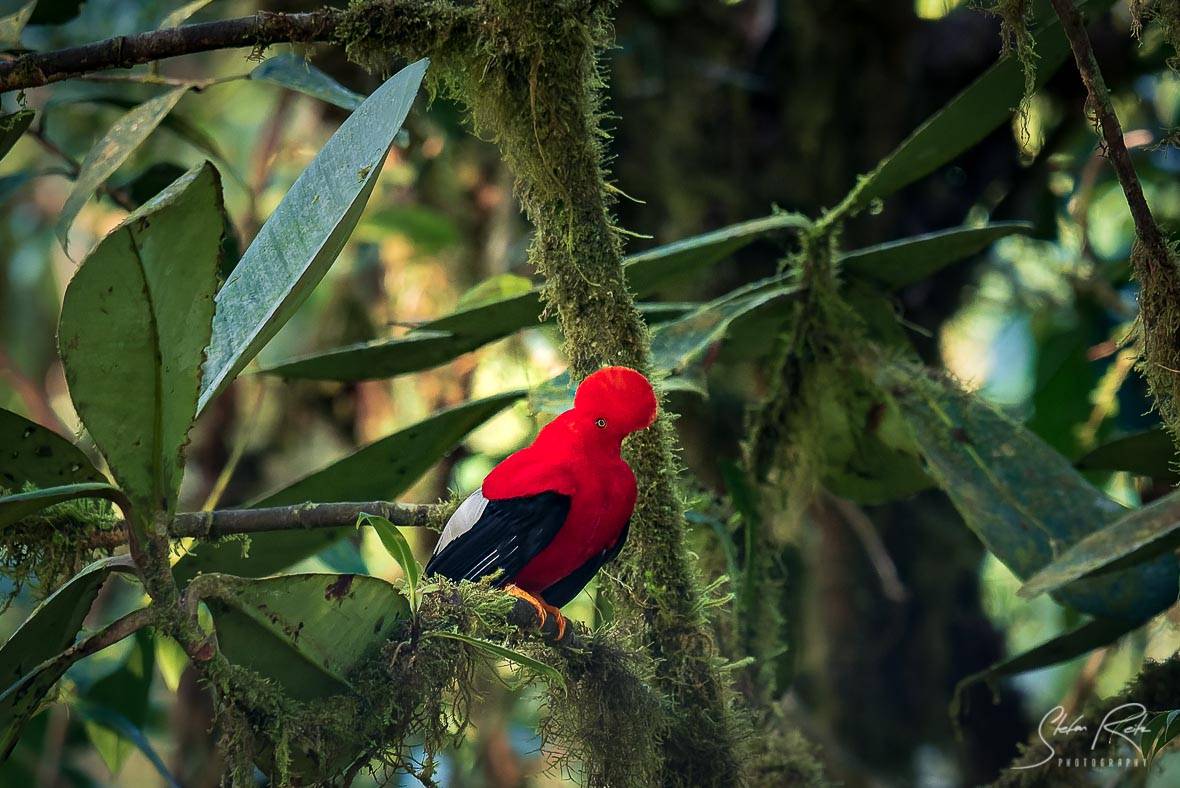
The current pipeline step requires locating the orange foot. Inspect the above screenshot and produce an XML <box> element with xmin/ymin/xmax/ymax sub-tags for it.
<box><xmin>504</xmin><ymin>584</ymin><xmax>568</xmax><ymax>640</ymax></box>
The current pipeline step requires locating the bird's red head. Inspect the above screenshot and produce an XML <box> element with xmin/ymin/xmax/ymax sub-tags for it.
<box><xmin>573</xmin><ymin>366</ymin><xmax>658</xmax><ymax>439</ymax></box>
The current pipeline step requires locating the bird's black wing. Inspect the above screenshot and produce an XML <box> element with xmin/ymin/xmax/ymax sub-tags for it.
<box><xmin>424</xmin><ymin>491</ymin><xmax>570</xmax><ymax>586</ymax></box>
<box><xmin>539</xmin><ymin>519</ymin><xmax>630</xmax><ymax>608</ymax></box>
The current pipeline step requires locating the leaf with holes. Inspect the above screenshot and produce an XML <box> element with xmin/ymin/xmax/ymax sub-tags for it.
<box><xmin>199</xmin><ymin>59</ymin><xmax>428</xmax><ymax>412</ymax></box>
<box><xmin>202</xmin><ymin>573</ymin><xmax>410</xmax><ymax>701</ymax></box>
<box><xmin>56</xmin><ymin>87</ymin><xmax>190</xmax><ymax>251</ymax></box>
<box><xmin>0</xmin><ymin>407</ymin><xmax>103</xmax><ymax>490</ymax></box>
<box><xmin>173</xmin><ymin>391</ymin><xmax>522</xmax><ymax>583</ymax></box>
<box><xmin>58</xmin><ymin>163</ymin><xmax>226</xmax><ymax>518</ymax></box>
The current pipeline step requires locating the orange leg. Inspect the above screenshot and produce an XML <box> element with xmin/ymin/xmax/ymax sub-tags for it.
<box><xmin>504</xmin><ymin>585</ymin><xmax>568</xmax><ymax>640</ymax></box>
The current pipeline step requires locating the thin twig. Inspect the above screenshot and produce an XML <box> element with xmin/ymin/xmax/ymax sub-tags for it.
<box><xmin>1050</xmin><ymin>0</ymin><xmax>1168</xmax><ymax>255</ymax></box>
<box><xmin>0</xmin><ymin>10</ymin><xmax>339</xmax><ymax>94</ymax></box>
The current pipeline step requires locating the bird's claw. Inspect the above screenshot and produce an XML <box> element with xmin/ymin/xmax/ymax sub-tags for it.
<box><xmin>505</xmin><ymin>585</ymin><xmax>567</xmax><ymax>640</ymax></box>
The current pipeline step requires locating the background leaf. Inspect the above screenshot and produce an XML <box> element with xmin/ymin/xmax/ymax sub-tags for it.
<box><xmin>0</xmin><ymin>482</ymin><xmax>123</xmax><ymax>528</ymax></box>
<box><xmin>1075</xmin><ymin>429</ymin><xmax>1177</xmax><ymax>479</ymax></box>
<box><xmin>1019</xmin><ymin>490</ymin><xmax>1180</xmax><ymax>598</ymax></box>
<box><xmin>58</xmin><ymin>162</ymin><xmax>225</xmax><ymax>517</ymax></box>
<box><xmin>883</xmin><ymin>363</ymin><xmax>1180</xmax><ymax>623</ymax></box>
<box><xmin>0</xmin><ymin>556</ymin><xmax>137</xmax><ymax>756</ymax></box>
<box><xmin>173</xmin><ymin>391</ymin><xmax>522</xmax><ymax>583</ymax></box>
<box><xmin>198</xmin><ymin>58</ymin><xmax>428</xmax><ymax>412</ymax></box>
<box><xmin>850</xmin><ymin>0</ymin><xmax>1114</xmax><ymax>209</ymax></box>
<box><xmin>27</xmin><ymin>0</ymin><xmax>85</xmax><ymax>25</ymax></box>
<box><xmin>250</xmin><ymin>54</ymin><xmax>365</xmax><ymax>111</ymax></box>
<box><xmin>0</xmin><ymin>110</ymin><xmax>33</xmax><ymax>164</ymax></box>
<box><xmin>840</xmin><ymin>222</ymin><xmax>1032</xmax><ymax>289</ymax></box>
<box><xmin>79</xmin><ymin>630</ymin><xmax>155</xmax><ymax>776</ymax></box>
<box><xmin>0</xmin><ymin>2</ymin><xmax>34</xmax><ymax>48</ymax></box>
<box><xmin>56</xmin><ymin>87</ymin><xmax>189</xmax><ymax>250</ymax></box>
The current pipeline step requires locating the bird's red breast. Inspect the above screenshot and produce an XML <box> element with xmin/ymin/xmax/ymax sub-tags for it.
<box><xmin>425</xmin><ymin>366</ymin><xmax>657</xmax><ymax>604</ymax></box>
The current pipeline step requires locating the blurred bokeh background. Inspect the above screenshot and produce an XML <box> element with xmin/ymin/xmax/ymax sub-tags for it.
<box><xmin>3</xmin><ymin>0</ymin><xmax>1180</xmax><ymax>785</ymax></box>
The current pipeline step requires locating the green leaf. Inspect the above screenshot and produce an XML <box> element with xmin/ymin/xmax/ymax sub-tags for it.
<box><xmin>260</xmin><ymin>212</ymin><xmax>807</xmax><ymax>383</ymax></box>
<box><xmin>202</xmin><ymin>573</ymin><xmax>410</xmax><ymax>701</ymax></box>
<box><xmin>158</xmin><ymin>0</ymin><xmax>211</xmax><ymax>28</ymax></box>
<box><xmin>0</xmin><ymin>2</ymin><xmax>35</xmax><ymax>48</ymax></box>
<box><xmin>0</xmin><ymin>482</ymin><xmax>123</xmax><ymax>528</ymax></box>
<box><xmin>0</xmin><ymin>407</ymin><xmax>103</xmax><ymax>489</ymax></box>
<box><xmin>427</xmin><ymin>631</ymin><xmax>564</xmax><ymax>689</ymax></box>
<box><xmin>1019</xmin><ymin>489</ymin><xmax>1180</xmax><ymax>599</ymax></box>
<box><xmin>1141</xmin><ymin>709</ymin><xmax>1180</xmax><ymax>764</ymax></box>
<box><xmin>0</xmin><ymin>110</ymin><xmax>33</xmax><ymax>164</ymax></box>
<box><xmin>354</xmin><ymin>204</ymin><xmax>462</xmax><ymax>252</ymax></box>
<box><xmin>71</xmin><ymin>96</ymin><xmax>230</xmax><ymax>169</ymax></box>
<box><xmin>649</xmin><ymin>285</ymin><xmax>797</xmax><ymax>387</ymax></box>
<box><xmin>251</xmin><ymin>53</ymin><xmax>365</xmax><ymax>111</ymax></box>
<box><xmin>883</xmin><ymin>363</ymin><xmax>1180</xmax><ymax>623</ymax></box>
<box><xmin>850</xmin><ymin>0</ymin><xmax>1115</xmax><ymax>210</ymax></box>
<box><xmin>624</xmin><ymin>212</ymin><xmax>810</xmax><ymax>295</ymax></box>
<box><xmin>357</xmin><ymin>513</ymin><xmax>421</xmax><ymax>612</ymax></box>
<box><xmin>954</xmin><ymin>617</ymin><xmax>1139</xmax><ymax>704</ymax></box>
<box><xmin>173</xmin><ymin>390</ymin><xmax>522</xmax><ymax>583</ymax></box>
<box><xmin>198</xmin><ymin>59</ymin><xmax>428</xmax><ymax>412</ymax></box>
<box><xmin>27</xmin><ymin>0</ymin><xmax>85</xmax><ymax>25</ymax></box>
<box><xmin>0</xmin><ymin>555</ymin><xmax>138</xmax><ymax>756</ymax></box>
<box><xmin>74</xmin><ymin>702</ymin><xmax>180</xmax><ymax>787</ymax></box>
<box><xmin>58</xmin><ymin>162</ymin><xmax>226</xmax><ymax>517</ymax></box>
<box><xmin>1075</xmin><ymin>428</ymin><xmax>1177</xmax><ymax>479</ymax></box>
<box><xmin>56</xmin><ymin>87</ymin><xmax>189</xmax><ymax>250</ymax></box>
<box><xmin>0</xmin><ymin>171</ymin><xmax>34</xmax><ymax>205</ymax></box>
<box><xmin>840</xmin><ymin>222</ymin><xmax>1033</xmax><ymax>289</ymax></box>
<box><xmin>116</xmin><ymin>162</ymin><xmax>188</xmax><ymax>207</ymax></box>
<box><xmin>455</xmin><ymin>274</ymin><xmax>533</xmax><ymax>312</ymax></box>
<box><xmin>80</xmin><ymin>630</ymin><xmax>155</xmax><ymax>776</ymax></box>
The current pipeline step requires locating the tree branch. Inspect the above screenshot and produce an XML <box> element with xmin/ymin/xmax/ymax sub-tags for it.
<box><xmin>1050</xmin><ymin>0</ymin><xmax>1167</xmax><ymax>253</ymax></box>
<box><xmin>0</xmin><ymin>10</ymin><xmax>339</xmax><ymax>94</ymax></box>
<box><xmin>172</xmin><ymin>500</ymin><xmax>437</xmax><ymax>539</ymax></box>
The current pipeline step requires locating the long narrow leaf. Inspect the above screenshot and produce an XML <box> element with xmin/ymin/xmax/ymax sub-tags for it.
<box><xmin>358</xmin><ymin>513</ymin><xmax>421</xmax><ymax>612</ymax></box>
<box><xmin>1019</xmin><ymin>489</ymin><xmax>1180</xmax><ymax>599</ymax></box>
<box><xmin>428</xmin><ymin>631</ymin><xmax>565</xmax><ymax>689</ymax></box>
<box><xmin>0</xmin><ymin>482</ymin><xmax>124</xmax><ymax>528</ymax></box>
<box><xmin>198</xmin><ymin>59</ymin><xmax>428</xmax><ymax>412</ymax></box>
<box><xmin>57</xmin><ymin>88</ymin><xmax>190</xmax><ymax>250</ymax></box>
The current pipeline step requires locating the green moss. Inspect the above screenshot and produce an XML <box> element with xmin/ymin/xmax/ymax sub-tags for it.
<box><xmin>0</xmin><ymin>486</ymin><xmax>120</xmax><ymax>608</ymax></box>
<box><xmin>1131</xmin><ymin>0</ymin><xmax>1180</xmax><ymax>69</ymax></box>
<box><xmin>980</xmin><ymin>0</ymin><xmax>1037</xmax><ymax>132</ymax></box>
<box><xmin>1132</xmin><ymin>239</ymin><xmax>1180</xmax><ymax>447</ymax></box>
<box><xmin>335</xmin><ymin>1</ymin><xmax>745</xmax><ymax>782</ymax></box>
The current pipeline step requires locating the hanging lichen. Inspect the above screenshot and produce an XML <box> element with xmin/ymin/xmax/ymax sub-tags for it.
<box><xmin>0</xmin><ymin>487</ymin><xmax>120</xmax><ymax>609</ymax></box>
<box><xmin>1131</xmin><ymin>0</ymin><xmax>1180</xmax><ymax>69</ymax></box>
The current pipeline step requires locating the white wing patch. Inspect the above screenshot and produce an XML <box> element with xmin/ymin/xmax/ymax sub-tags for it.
<box><xmin>434</xmin><ymin>489</ymin><xmax>489</xmax><ymax>556</ymax></box>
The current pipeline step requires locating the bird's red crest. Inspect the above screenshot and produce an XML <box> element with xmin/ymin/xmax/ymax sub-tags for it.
<box><xmin>573</xmin><ymin>366</ymin><xmax>658</xmax><ymax>435</ymax></box>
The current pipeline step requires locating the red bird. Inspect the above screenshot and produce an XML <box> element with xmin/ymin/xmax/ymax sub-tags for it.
<box><xmin>425</xmin><ymin>366</ymin><xmax>658</xmax><ymax>639</ymax></box>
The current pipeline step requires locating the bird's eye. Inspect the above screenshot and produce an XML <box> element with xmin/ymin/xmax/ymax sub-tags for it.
<box><xmin>595</xmin><ymin>418</ymin><xmax>607</xmax><ymax>429</ymax></box>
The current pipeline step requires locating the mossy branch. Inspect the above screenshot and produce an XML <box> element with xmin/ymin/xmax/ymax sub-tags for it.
<box><xmin>1051</xmin><ymin>0</ymin><xmax>1180</xmax><ymax>449</ymax></box>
